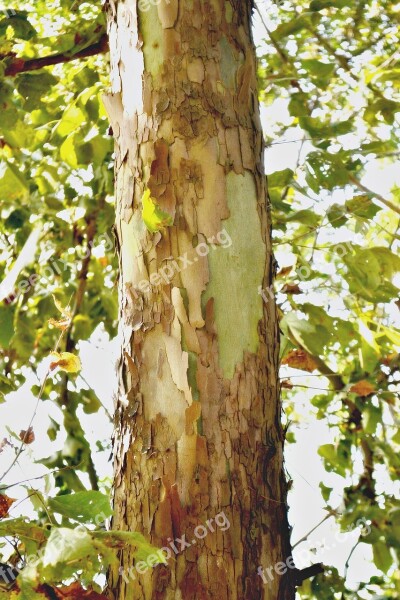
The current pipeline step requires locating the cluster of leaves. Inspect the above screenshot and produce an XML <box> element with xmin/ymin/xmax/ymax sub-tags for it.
<box><xmin>0</xmin><ymin>490</ymin><xmax>161</xmax><ymax>598</ymax></box>
<box><xmin>257</xmin><ymin>0</ymin><xmax>400</xmax><ymax>597</ymax></box>
<box><xmin>0</xmin><ymin>1</ymin><xmax>120</xmax><ymax>595</ymax></box>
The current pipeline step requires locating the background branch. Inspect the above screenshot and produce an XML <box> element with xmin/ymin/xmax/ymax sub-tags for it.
<box><xmin>4</xmin><ymin>33</ymin><xmax>108</xmax><ymax>76</ymax></box>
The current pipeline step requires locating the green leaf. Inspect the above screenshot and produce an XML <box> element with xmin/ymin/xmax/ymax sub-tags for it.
<box><xmin>1</xmin><ymin>120</ymin><xmax>35</xmax><ymax>148</ymax></box>
<box><xmin>372</xmin><ymin>68</ymin><xmax>400</xmax><ymax>84</ymax></box>
<box><xmin>381</xmin><ymin>325</ymin><xmax>400</xmax><ymax>347</ymax></box>
<box><xmin>0</xmin><ymin>305</ymin><xmax>15</xmax><ymax>347</ymax></box>
<box><xmin>301</xmin><ymin>59</ymin><xmax>335</xmax><ymax>79</ymax></box>
<box><xmin>360</xmin><ymin>337</ymin><xmax>380</xmax><ymax>373</ymax></box>
<box><xmin>285</xmin><ymin>209</ymin><xmax>320</xmax><ymax>227</ymax></box>
<box><xmin>11</xmin><ymin>311</ymin><xmax>36</xmax><ymax>360</ymax></box>
<box><xmin>0</xmin><ymin>518</ymin><xmax>49</xmax><ymax>546</ymax></box>
<box><xmin>0</xmin><ymin>13</ymin><xmax>37</xmax><ymax>40</ymax></box>
<box><xmin>75</xmin><ymin>135</ymin><xmax>112</xmax><ymax>165</ymax></box>
<box><xmin>71</xmin><ymin>314</ymin><xmax>93</xmax><ymax>340</ymax></box>
<box><xmin>318</xmin><ymin>444</ymin><xmax>339</xmax><ymax>471</ymax></box>
<box><xmin>364</xmin><ymin>99</ymin><xmax>400</xmax><ymax>125</ymax></box>
<box><xmin>60</xmin><ymin>133</ymin><xmax>79</xmax><ymax>168</ymax></box>
<box><xmin>0</xmin><ymin>161</ymin><xmax>29</xmax><ymax>203</ymax></box>
<box><xmin>47</xmin><ymin>417</ymin><xmax>60</xmax><ymax>442</ymax></box>
<box><xmin>94</xmin><ymin>530</ymin><xmax>165</xmax><ymax>564</ymax></box>
<box><xmin>310</xmin><ymin>0</ymin><xmax>352</xmax><ymax>10</ymax></box>
<box><xmin>319</xmin><ymin>482</ymin><xmax>333</xmax><ymax>502</ymax></box>
<box><xmin>81</xmin><ymin>390</ymin><xmax>102</xmax><ymax>415</ymax></box>
<box><xmin>271</xmin><ymin>14</ymin><xmax>310</xmax><ymax>39</ymax></box>
<box><xmin>4</xmin><ymin>208</ymin><xmax>29</xmax><ymax>229</ymax></box>
<box><xmin>318</xmin><ymin>441</ymin><xmax>350</xmax><ymax>477</ymax></box>
<box><xmin>54</xmin><ymin>104</ymin><xmax>86</xmax><ymax>137</ymax></box>
<box><xmin>300</xmin><ymin>118</ymin><xmax>353</xmax><ymax>139</ymax></box>
<box><xmin>281</xmin><ymin>313</ymin><xmax>330</xmax><ymax>355</ymax></box>
<box><xmin>311</xmin><ymin>393</ymin><xmax>333</xmax><ymax>412</ymax></box>
<box><xmin>343</xmin><ymin>247</ymin><xmax>400</xmax><ymax>302</ymax></box>
<box><xmin>309</xmin><ymin>0</ymin><xmax>335</xmax><ymax>10</ymax></box>
<box><xmin>288</xmin><ymin>92</ymin><xmax>310</xmax><ymax>117</ymax></box>
<box><xmin>327</xmin><ymin>203</ymin><xmax>347</xmax><ymax>228</ymax></box>
<box><xmin>305</xmin><ymin>151</ymin><xmax>350</xmax><ymax>191</ymax></box>
<box><xmin>48</xmin><ymin>491</ymin><xmax>112</xmax><ymax>523</ymax></box>
<box><xmin>363</xmin><ymin>403</ymin><xmax>382</xmax><ymax>435</ymax></box>
<box><xmin>372</xmin><ymin>541</ymin><xmax>393</xmax><ymax>573</ymax></box>
<box><xmin>268</xmin><ymin>169</ymin><xmax>294</xmax><ymax>188</ymax></box>
<box><xmin>300</xmin><ymin>304</ymin><xmax>335</xmax><ymax>332</ymax></box>
<box><xmin>389</xmin><ymin>509</ymin><xmax>400</xmax><ymax>540</ymax></box>
<box><xmin>345</xmin><ymin>195</ymin><xmax>381</xmax><ymax>219</ymax></box>
<box><xmin>16</xmin><ymin>72</ymin><xmax>57</xmax><ymax>105</ymax></box>
<box><xmin>40</xmin><ymin>527</ymin><xmax>102</xmax><ymax>580</ymax></box>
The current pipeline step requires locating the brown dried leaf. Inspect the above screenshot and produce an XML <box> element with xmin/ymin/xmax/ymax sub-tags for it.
<box><xmin>349</xmin><ymin>380</ymin><xmax>376</xmax><ymax>397</ymax></box>
<box><xmin>281</xmin><ymin>379</ymin><xmax>293</xmax><ymax>389</ymax></box>
<box><xmin>19</xmin><ymin>426</ymin><xmax>35</xmax><ymax>444</ymax></box>
<box><xmin>0</xmin><ymin>438</ymin><xmax>10</xmax><ymax>453</ymax></box>
<box><xmin>282</xmin><ymin>349</ymin><xmax>318</xmax><ymax>372</ymax></box>
<box><xmin>281</xmin><ymin>283</ymin><xmax>302</xmax><ymax>294</ymax></box>
<box><xmin>48</xmin><ymin>317</ymin><xmax>71</xmax><ymax>331</ymax></box>
<box><xmin>0</xmin><ymin>494</ymin><xmax>16</xmax><ymax>518</ymax></box>
<box><xmin>381</xmin><ymin>352</ymin><xmax>399</xmax><ymax>366</ymax></box>
<box><xmin>99</xmin><ymin>257</ymin><xmax>108</xmax><ymax>268</ymax></box>
<box><xmin>276</xmin><ymin>265</ymin><xmax>293</xmax><ymax>279</ymax></box>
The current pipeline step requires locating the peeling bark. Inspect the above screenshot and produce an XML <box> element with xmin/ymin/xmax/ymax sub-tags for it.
<box><xmin>103</xmin><ymin>1</ymin><xmax>293</xmax><ymax>599</ymax></box>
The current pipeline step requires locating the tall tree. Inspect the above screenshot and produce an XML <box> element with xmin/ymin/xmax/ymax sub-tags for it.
<box><xmin>1</xmin><ymin>1</ymin><xmax>399</xmax><ymax>599</ymax></box>
<box><xmin>103</xmin><ymin>1</ymin><xmax>292</xmax><ymax>598</ymax></box>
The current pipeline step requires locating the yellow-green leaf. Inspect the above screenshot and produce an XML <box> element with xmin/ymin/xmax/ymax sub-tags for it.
<box><xmin>141</xmin><ymin>188</ymin><xmax>173</xmax><ymax>233</ymax></box>
<box><xmin>49</xmin><ymin>352</ymin><xmax>81</xmax><ymax>373</ymax></box>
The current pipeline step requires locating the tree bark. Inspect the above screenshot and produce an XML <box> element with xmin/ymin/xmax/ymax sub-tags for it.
<box><xmin>103</xmin><ymin>1</ymin><xmax>293</xmax><ymax>598</ymax></box>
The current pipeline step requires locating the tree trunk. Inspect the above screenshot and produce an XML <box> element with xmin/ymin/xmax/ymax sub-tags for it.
<box><xmin>103</xmin><ymin>1</ymin><xmax>293</xmax><ymax>598</ymax></box>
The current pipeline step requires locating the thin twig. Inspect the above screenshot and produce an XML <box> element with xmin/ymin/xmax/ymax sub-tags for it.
<box><xmin>292</xmin><ymin>508</ymin><xmax>338</xmax><ymax>549</ymax></box>
<box><xmin>0</xmin><ymin>464</ymin><xmax>87</xmax><ymax>491</ymax></box>
<box><xmin>344</xmin><ymin>540</ymin><xmax>360</xmax><ymax>579</ymax></box>
<box><xmin>349</xmin><ymin>174</ymin><xmax>400</xmax><ymax>216</ymax></box>
<box><xmin>0</xmin><ymin>327</ymin><xmax>67</xmax><ymax>481</ymax></box>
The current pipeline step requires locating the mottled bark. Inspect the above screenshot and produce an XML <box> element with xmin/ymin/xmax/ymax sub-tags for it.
<box><xmin>103</xmin><ymin>1</ymin><xmax>293</xmax><ymax>599</ymax></box>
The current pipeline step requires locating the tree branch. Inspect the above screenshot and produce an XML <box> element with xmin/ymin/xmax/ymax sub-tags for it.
<box><xmin>4</xmin><ymin>33</ymin><xmax>108</xmax><ymax>77</ymax></box>
<box><xmin>308</xmin><ymin>354</ymin><xmax>345</xmax><ymax>392</ymax></box>
<box><xmin>292</xmin><ymin>508</ymin><xmax>338</xmax><ymax>549</ymax></box>
<box><xmin>348</xmin><ymin>174</ymin><xmax>400</xmax><ymax>216</ymax></box>
<box><xmin>61</xmin><ymin>212</ymin><xmax>101</xmax><ymax>492</ymax></box>
<box><xmin>255</xmin><ymin>3</ymin><xmax>301</xmax><ymax>91</ymax></box>
<box><xmin>292</xmin><ymin>563</ymin><xmax>324</xmax><ymax>587</ymax></box>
